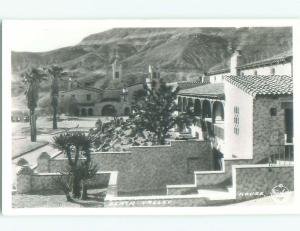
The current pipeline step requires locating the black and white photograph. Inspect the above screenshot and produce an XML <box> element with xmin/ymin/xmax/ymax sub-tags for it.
<box><xmin>1</xmin><ymin>20</ymin><xmax>298</xmax><ymax>214</ymax></box>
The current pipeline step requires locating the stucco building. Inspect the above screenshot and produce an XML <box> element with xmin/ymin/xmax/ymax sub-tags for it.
<box><xmin>177</xmin><ymin>49</ymin><xmax>293</xmax><ymax>169</ymax></box>
<box><xmin>59</xmin><ymin>55</ymin><xmax>161</xmax><ymax>117</ymax></box>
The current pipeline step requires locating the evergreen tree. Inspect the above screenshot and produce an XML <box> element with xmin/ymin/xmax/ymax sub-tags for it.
<box><xmin>131</xmin><ymin>79</ymin><xmax>192</xmax><ymax>145</ymax></box>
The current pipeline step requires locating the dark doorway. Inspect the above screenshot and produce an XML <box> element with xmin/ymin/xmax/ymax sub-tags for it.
<box><xmin>202</xmin><ymin>100</ymin><xmax>212</xmax><ymax>118</ymax></box>
<box><xmin>88</xmin><ymin>108</ymin><xmax>93</xmax><ymax>116</ymax></box>
<box><xmin>285</xmin><ymin>108</ymin><xmax>293</xmax><ymax>143</ymax></box>
<box><xmin>81</xmin><ymin>108</ymin><xmax>87</xmax><ymax>117</ymax></box>
<box><xmin>102</xmin><ymin>105</ymin><xmax>117</xmax><ymax>116</ymax></box>
<box><xmin>213</xmin><ymin>148</ymin><xmax>223</xmax><ymax>170</ymax></box>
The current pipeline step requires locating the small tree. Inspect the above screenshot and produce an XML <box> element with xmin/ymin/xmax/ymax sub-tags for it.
<box><xmin>22</xmin><ymin>67</ymin><xmax>47</xmax><ymax>142</ymax></box>
<box><xmin>45</xmin><ymin>65</ymin><xmax>67</xmax><ymax>129</ymax></box>
<box><xmin>51</xmin><ymin>169</ymin><xmax>72</xmax><ymax>201</ymax></box>
<box><xmin>130</xmin><ymin>79</ymin><xmax>192</xmax><ymax>145</ymax></box>
<box><xmin>52</xmin><ymin>132</ymin><xmax>98</xmax><ymax>199</ymax></box>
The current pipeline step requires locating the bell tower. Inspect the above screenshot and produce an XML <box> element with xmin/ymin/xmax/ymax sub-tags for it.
<box><xmin>146</xmin><ymin>65</ymin><xmax>161</xmax><ymax>89</ymax></box>
<box><xmin>112</xmin><ymin>48</ymin><xmax>122</xmax><ymax>80</ymax></box>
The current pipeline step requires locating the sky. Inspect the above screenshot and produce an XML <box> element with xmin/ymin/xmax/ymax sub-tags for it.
<box><xmin>7</xmin><ymin>20</ymin><xmax>112</xmax><ymax>52</ymax></box>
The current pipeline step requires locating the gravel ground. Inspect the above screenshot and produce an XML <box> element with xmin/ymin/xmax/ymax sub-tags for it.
<box><xmin>12</xmin><ymin>189</ymin><xmax>106</xmax><ymax>208</ymax></box>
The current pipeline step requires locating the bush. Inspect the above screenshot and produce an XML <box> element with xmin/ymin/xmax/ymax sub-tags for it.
<box><xmin>16</xmin><ymin>158</ymin><xmax>29</xmax><ymax>166</ymax></box>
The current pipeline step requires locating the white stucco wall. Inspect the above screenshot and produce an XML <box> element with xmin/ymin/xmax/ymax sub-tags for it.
<box><xmin>224</xmin><ymin>82</ymin><xmax>253</xmax><ymax>159</ymax></box>
<box><xmin>208</xmin><ymin>73</ymin><xmax>225</xmax><ymax>83</ymax></box>
<box><xmin>240</xmin><ymin>62</ymin><xmax>292</xmax><ymax>76</ymax></box>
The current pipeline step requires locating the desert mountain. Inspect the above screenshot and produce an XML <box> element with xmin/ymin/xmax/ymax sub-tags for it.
<box><xmin>12</xmin><ymin>27</ymin><xmax>292</xmax><ymax>95</ymax></box>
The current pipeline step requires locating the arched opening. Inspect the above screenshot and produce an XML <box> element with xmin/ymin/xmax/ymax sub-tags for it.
<box><xmin>202</xmin><ymin>100</ymin><xmax>212</xmax><ymax>118</ymax></box>
<box><xmin>102</xmin><ymin>105</ymin><xmax>117</xmax><ymax>116</ymax></box>
<box><xmin>178</xmin><ymin>97</ymin><xmax>183</xmax><ymax>112</ymax></box>
<box><xmin>88</xmin><ymin>108</ymin><xmax>93</xmax><ymax>116</ymax></box>
<box><xmin>124</xmin><ymin>107</ymin><xmax>130</xmax><ymax>116</ymax></box>
<box><xmin>194</xmin><ymin>99</ymin><xmax>201</xmax><ymax>116</ymax></box>
<box><xmin>212</xmin><ymin>101</ymin><xmax>224</xmax><ymax>123</ymax></box>
<box><xmin>187</xmin><ymin>98</ymin><xmax>194</xmax><ymax>114</ymax></box>
<box><xmin>81</xmin><ymin>108</ymin><xmax>87</xmax><ymax>117</ymax></box>
<box><xmin>182</xmin><ymin>97</ymin><xmax>187</xmax><ymax>112</ymax></box>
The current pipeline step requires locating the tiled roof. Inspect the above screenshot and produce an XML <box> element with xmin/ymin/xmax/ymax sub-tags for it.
<box><xmin>178</xmin><ymin>83</ymin><xmax>224</xmax><ymax>99</ymax></box>
<box><xmin>225</xmin><ymin>75</ymin><xmax>293</xmax><ymax>96</ymax></box>
<box><xmin>177</xmin><ymin>80</ymin><xmax>209</xmax><ymax>90</ymax></box>
<box><xmin>206</xmin><ymin>50</ymin><xmax>293</xmax><ymax>74</ymax></box>
<box><xmin>237</xmin><ymin>50</ymin><xmax>292</xmax><ymax>70</ymax></box>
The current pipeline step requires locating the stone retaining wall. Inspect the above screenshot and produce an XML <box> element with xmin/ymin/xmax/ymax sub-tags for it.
<box><xmin>195</xmin><ymin>159</ymin><xmax>253</xmax><ymax>188</ymax></box>
<box><xmin>17</xmin><ymin>168</ymin><xmax>112</xmax><ymax>194</ymax></box>
<box><xmin>233</xmin><ymin>165</ymin><xmax>294</xmax><ymax>200</ymax></box>
<box><xmin>36</xmin><ymin>140</ymin><xmax>213</xmax><ymax>194</ymax></box>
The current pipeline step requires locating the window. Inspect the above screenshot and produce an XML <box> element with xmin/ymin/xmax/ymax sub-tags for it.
<box><xmin>270</xmin><ymin>68</ymin><xmax>275</xmax><ymax>75</ymax></box>
<box><xmin>270</xmin><ymin>108</ymin><xmax>277</xmax><ymax>116</ymax></box>
<box><xmin>86</xmin><ymin>94</ymin><xmax>91</xmax><ymax>101</ymax></box>
<box><xmin>234</xmin><ymin>106</ymin><xmax>239</xmax><ymax>135</ymax></box>
<box><xmin>115</xmin><ymin>71</ymin><xmax>119</xmax><ymax>79</ymax></box>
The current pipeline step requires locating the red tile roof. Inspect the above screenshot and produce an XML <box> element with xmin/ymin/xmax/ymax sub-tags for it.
<box><xmin>225</xmin><ymin>75</ymin><xmax>293</xmax><ymax>96</ymax></box>
<box><xmin>178</xmin><ymin>83</ymin><xmax>224</xmax><ymax>99</ymax></box>
<box><xmin>237</xmin><ymin>50</ymin><xmax>292</xmax><ymax>70</ymax></box>
<box><xmin>206</xmin><ymin>50</ymin><xmax>292</xmax><ymax>74</ymax></box>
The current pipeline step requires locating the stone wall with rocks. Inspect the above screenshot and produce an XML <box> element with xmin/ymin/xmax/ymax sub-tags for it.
<box><xmin>17</xmin><ymin>167</ymin><xmax>111</xmax><ymax>194</ymax></box>
<box><xmin>233</xmin><ymin>165</ymin><xmax>294</xmax><ymax>200</ymax></box>
<box><xmin>35</xmin><ymin>140</ymin><xmax>213</xmax><ymax>194</ymax></box>
<box><xmin>253</xmin><ymin>95</ymin><xmax>292</xmax><ymax>162</ymax></box>
<box><xmin>195</xmin><ymin>159</ymin><xmax>253</xmax><ymax>188</ymax></box>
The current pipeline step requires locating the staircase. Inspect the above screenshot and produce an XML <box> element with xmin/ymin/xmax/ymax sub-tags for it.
<box><xmin>167</xmin><ymin>158</ymin><xmax>252</xmax><ymax>200</ymax></box>
<box><xmin>166</xmin><ymin>148</ymin><xmax>293</xmax><ymax>201</ymax></box>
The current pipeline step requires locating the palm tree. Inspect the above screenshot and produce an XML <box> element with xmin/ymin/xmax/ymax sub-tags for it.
<box><xmin>23</xmin><ymin>67</ymin><xmax>47</xmax><ymax>142</ymax></box>
<box><xmin>45</xmin><ymin>65</ymin><xmax>66</xmax><ymax>129</ymax></box>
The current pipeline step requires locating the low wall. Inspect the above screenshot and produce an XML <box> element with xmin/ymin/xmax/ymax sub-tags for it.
<box><xmin>233</xmin><ymin>165</ymin><xmax>294</xmax><ymax>200</ymax></box>
<box><xmin>195</xmin><ymin>159</ymin><xmax>253</xmax><ymax>188</ymax></box>
<box><xmin>17</xmin><ymin>168</ymin><xmax>112</xmax><ymax>194</ymax></box>
<box><xmin>166</xmin><ymin>184</ymin><xmax>197</xmax><ymax>195</ymax></box>
<box><xmin>38</xmin><ymin>140</ymin><xmax>213</xmax><ymax>194</ymax></box>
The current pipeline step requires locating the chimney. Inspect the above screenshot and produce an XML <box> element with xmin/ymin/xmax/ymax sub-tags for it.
<box><xmin>230</xmin><ymin>49</ymin><xmax>242</xmax><ymax>75</ymax></box>
<box><xmin>68</xmin><ymin>77</ymin><xmax>72</xmax><ymax>90</ymax></box>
